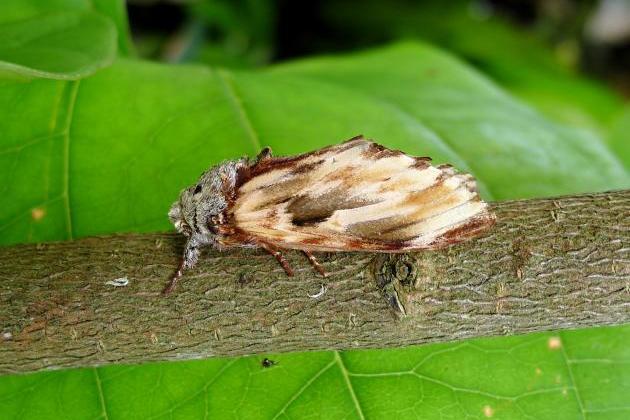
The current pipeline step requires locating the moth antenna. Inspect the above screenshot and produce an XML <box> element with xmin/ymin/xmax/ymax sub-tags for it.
<box><xmin>302</xmin><ymin>250</ymin><xmax>327</xmax><ymax>277</ymax></box>
<box><xmin>259</xmin><ymin>242</ymin><xmax>294</xmax><ymax>276</ymax></box>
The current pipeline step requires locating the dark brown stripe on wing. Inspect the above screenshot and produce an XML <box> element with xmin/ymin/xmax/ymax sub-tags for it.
<box><xmin>344</xmin><ymin>178</ymin><xmax>471</xmax><ymax>241</ymax></box>
<box><xmin>427</xmin><ymin>213</ymin><xmax>496</xmax><ymax>248</ymax></box>
<box><xmin>288</xmin><ymin>190</ymin><xmax>378</xmax><ymax>227</ymax></box>
<box><xmin>411</xmin><ymin>156</ymin><xmax>432</xmax><ymax>169</ymax></box>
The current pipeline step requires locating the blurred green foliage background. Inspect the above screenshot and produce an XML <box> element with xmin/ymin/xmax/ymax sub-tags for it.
<box><xmin>132</xmin><ymin>0</ymin><xmax>630</xmax><ymax>130</ymax></box>
<box><xmin>128</xmin><ymin>0</ymin><xmax>630</xmax><ymax>165</ymax></box>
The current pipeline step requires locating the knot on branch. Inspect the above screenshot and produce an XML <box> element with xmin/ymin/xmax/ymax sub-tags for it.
<box><xmin>373</xmin><ymin>254</ymin><xmax>419</xmax><ymax>317</ymax></box>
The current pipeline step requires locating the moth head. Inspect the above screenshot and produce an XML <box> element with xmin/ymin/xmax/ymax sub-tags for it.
<box><xmin>169</xmin><ymin>160</ymin><xmax>242</xmax><ymax>242</ymax></box>
<box><xmin>168</xmin><ymin>201</ymin><xmax>192</xmax><ymax>237</ymax></box>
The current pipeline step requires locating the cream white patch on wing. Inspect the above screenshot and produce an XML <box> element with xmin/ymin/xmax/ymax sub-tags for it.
<box><xmin>232</xmin><ymin>138</ymin><xmax>494</xmax><ymax>251</ymax></box>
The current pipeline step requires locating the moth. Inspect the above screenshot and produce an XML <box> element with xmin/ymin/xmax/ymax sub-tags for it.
<box><xmin>164</xmin><ymin>135</ymin><xmax>495</xmax><ymax>294</ymax></box>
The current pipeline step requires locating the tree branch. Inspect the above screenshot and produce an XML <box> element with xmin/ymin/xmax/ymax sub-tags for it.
<box><xmin>1</xmin><ymin>190</ymin><xmax>628</xmax><ymax>375</ymax></box>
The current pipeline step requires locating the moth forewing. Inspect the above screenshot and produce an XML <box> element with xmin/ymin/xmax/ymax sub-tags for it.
<box><xmin>231</xmin><ymin>138</ymin><xmax>494</xmax><ymax>252</ymax></box>
<box><xmin>164</xmin><ymin>136</ymin><xmax>495</xmax><ymax>293</ymax></box>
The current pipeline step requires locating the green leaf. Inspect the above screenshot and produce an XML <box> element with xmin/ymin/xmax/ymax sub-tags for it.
<box><xmin>0</xmin><ymin>42</ymin><xmax>628</xmax><ymax>419</ymax></box>
<box><xmin>0</xmin><ymin>10</ymin><xmax>117</xmax><ymax>80</ymax></box>
<box><xmin>0</xmin><ymin>0</ymin><xmax>134</xmax><ymax>79</ymax></box>
<box><xmin>1</xmin><ymin>327</ymin><xmax>628</xmax><ymax>419</ymax></box>
<box><xmin>0</xmin><ymin>0</ymin><xmax>132</xmax><ymax>54</ymax></box>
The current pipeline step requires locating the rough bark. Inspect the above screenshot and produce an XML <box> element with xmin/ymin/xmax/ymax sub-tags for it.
<box><xmin>0</xmin><ymin>190</ymin><xmax>628</xmax><ymax>375</ymax></box>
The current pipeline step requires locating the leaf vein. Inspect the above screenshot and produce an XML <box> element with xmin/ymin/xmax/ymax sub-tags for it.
<box><xmin>92</xmin><ymin>368</ymin><xmax>110</xmax><ymax>420</ymax></box>
<box><xmin>217</xmin><ymin>70</ymin><xmax>262</xmax><ymax>153</ymax></box>
<box><xmin>271</xmin><ymin>358</ymin><xmax>336</xmax><ymax>420</ymax></box>
<box><xmin>146</xmin><ymin>359</ymin><xmax>237</xmax><ymax>419</ymax></box>
<box><xmin>335</xmin><ymin>351</ymin><xmax>366</xmax><ymax>420</ymax></box>
<box><xmin>559</xmin><ymin>333</ymin><xmax>586</xmax><ymax>419</ymax></box>
<box><xmin>62</xmin><ymin>80</ymin><xmax>80</xmax><ymax>240</ymax></box>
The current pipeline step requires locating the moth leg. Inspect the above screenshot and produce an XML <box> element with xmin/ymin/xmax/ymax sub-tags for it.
<box><xmin>302</xmin><ymin>250</ymin><xmax>327</xmax><ymax>277</ymax></box>
<box><xmin>161</xmin><ymin>258</ymin><xmax>185</xmax><ymax>295</ymax></box>
<box><xmin>259</xmin><ymin>242</ymin><xmax>294</xmax><ymax>276</ymax></box>
<box><xmin>162</xmin><ymin>241</ymin><xmax>200</xmax><ymax>295</ymax></box>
